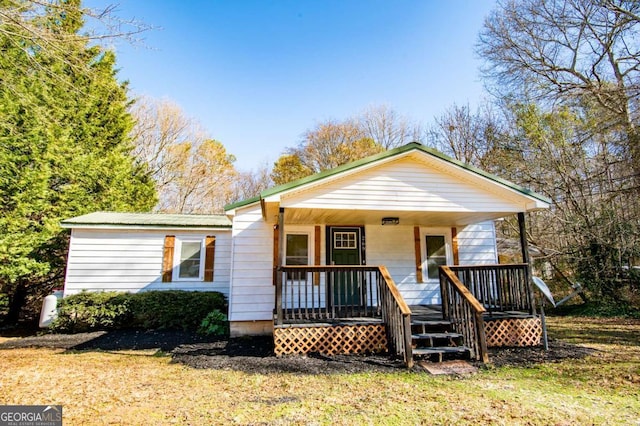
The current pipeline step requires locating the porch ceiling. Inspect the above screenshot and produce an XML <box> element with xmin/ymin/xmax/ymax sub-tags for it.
<box><xmin>263</xmin><ymin>204</ymin><xmax>516</xmax><ymax>227</ymax></box>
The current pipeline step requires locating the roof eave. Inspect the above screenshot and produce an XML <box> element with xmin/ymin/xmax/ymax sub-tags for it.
<box><xmin>224</xmin><ymin>195</ymin><xmax>261</xmax><ymax>212</ymax></box>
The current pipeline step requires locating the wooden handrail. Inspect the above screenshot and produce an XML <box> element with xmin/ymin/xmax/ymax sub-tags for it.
<box><xmin>440</xmin><ymin>267</ymin><xmax>486</xmax><ymax>313</ymax></box>
<box><xmin>378</xmin><ymin>266</ymin><xmax>411</xmax><ymax>315</ymax></box>
<box><xmin>440</xmin><ymin>266</ymin><xmax>489</xmax><ymax>363</ymax></box>
<box><xmin>378</xmin><ymin>266</ymin><xmax>413</xmax><ymax>368</ymax></box>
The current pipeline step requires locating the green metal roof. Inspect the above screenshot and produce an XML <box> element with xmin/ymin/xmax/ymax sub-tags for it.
<box><xmin>61</xmin><ymin>212</ymin><xmax>232</xmax><ymax>228</ymax></box>
<box><xmin>224</xmin><ymin>142</ymin><xmax>552</xmax><ymax>211</ymax></box>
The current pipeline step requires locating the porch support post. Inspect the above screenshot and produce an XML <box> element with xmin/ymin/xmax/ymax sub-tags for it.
<box><xmin>518</xmin><ymin>212</ymin><xmax>537</xmax><ymax>315</ymax></box>
<box><xmin>275</xmin><ymin>207</ymin><xmax>285</xmax><ymax>325</ymax></box>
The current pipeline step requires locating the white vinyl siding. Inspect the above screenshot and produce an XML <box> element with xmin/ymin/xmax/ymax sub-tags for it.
<box><xmin>456</xmin><ymin>221</ymin><xmax>499</xmax><ymax>264</ymax></box>
<box><xmin>281</xmin><ymin>157</ymin><xmax>529</xmax><ymax>213</ymax></box>
<box><xmin>228</xmin><ymin>216</ymin><xmax>322</xmax><ymax>320</ymax></box>
<box><xmin>228</xmin><ymin>205</ymin><xmax>275</xmax><ymax>321</ymax></box>
<box><xmin>365</xmin><ymin>222</ymin><xmax>498</xmax><ymax>305</ymax></box>
<box><xmin>364</xmin><ymin>225</ymin><xmax>438</xmax><ymax>305</ymax></box>
<box><xmin>64</xmin><ymin>228</ymin><xmax>231</xmax><ymax>296</ymax></box>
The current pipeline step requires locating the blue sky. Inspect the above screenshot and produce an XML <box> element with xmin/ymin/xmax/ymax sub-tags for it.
<box><xmin>87</xmin><ymin>1</ymin><xmax>497</xmax><ymax>170</ymax></box>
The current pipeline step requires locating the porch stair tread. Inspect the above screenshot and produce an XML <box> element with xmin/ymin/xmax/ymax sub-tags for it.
<box><xmin>411</xmin><ymin>319</ymin><xmax>451</xmax><ymax>326</ymax></box>
<box><xmin>412</xmin><ymin>332</ymin><xmax>463</xmax><ymax>340</ymax></box>
<box><xmin>412</xmin><ymin>346</ymin><xmax>470</xmax><ymax>355</ymax></box>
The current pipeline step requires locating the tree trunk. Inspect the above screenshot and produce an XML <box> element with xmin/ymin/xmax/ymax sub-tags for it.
<box><xmin>6</xmin><ymin>281</ymin><xmax>27</xmax><ymax>325</ymax></box>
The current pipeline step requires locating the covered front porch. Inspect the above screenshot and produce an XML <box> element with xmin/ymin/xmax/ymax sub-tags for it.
<box><xmin>273</xmin><ymin>260</ymin><xmax>542</xmax><ymax>367</ymax></box>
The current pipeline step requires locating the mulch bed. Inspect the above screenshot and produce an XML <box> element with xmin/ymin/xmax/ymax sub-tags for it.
<box><xmin>0</xmin><ymin>330</ymin><xmax>596</xmax><ymax>374</ymax></box>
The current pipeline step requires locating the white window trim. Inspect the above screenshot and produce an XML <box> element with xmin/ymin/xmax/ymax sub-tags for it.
<box><xmin>172</xmin><ymin>237</ymin><xmax>206</xmax><ymax>281</ymax></box>
<box><xmin>333</xmin><ymin>231</ymin><xmax>358</xmax><ymax>249</ymax></box>
<box><xmin>284</xmin><ymin>230</ymin><xmax>313</xmax><ymax>266</ymax></box>
<box><xmin>420</xmin><ymin>227</ymin><xmax>453</xmax><ymax>282</ymax></box>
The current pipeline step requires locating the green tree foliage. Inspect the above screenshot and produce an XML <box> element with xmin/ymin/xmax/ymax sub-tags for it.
<box><xmin>271</xmin><ymin>154</ymin><xmax>313</xmax><ymax>186</ymax></box>
<box><xmin>0</xmin><ymin>0</ymin><xmax>156</xmax><ymax>324</ymax></box>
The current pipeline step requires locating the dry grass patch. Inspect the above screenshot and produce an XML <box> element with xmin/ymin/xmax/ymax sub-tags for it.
<box><xmin>0</xmin><ymin>316</ymin><xmax>638</xmax><ymax>425</ymax></box>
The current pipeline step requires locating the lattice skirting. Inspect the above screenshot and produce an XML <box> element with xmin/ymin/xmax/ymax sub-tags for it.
<box><xmin>274</xmin><ymin>324</ymin><xmax>387</xmax><ymax>356</ymax></box>
<box><xmin>484</xmin><ymin>317</ymin><xmax>542</xmax><ymax>347</ymax></box>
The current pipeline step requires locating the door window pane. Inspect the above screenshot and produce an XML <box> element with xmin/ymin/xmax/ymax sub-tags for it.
<box><xmin>179</xmin><ymin>241</ymin><xmax>202</xmax><ymax>278</ymax></box>
<box><xmin>426</xmin><ymin>235</ymin><xmax>446</xmax><ymax>279</ymax></box>
<box><xmin>334</xmin><ymin>232</ymin><xmax>357</xmax><ymax>249</ymax></box>
<box><xmin>286</xmin><ymin>234</ymin><xmax>309</xmax><ymax>265</ymax></box>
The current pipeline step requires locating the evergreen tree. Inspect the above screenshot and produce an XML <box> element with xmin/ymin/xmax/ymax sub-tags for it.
<box><xmin>0</xmin><ymin>0</ymin><xmax>156</xmax><ymax>323</ymax></box>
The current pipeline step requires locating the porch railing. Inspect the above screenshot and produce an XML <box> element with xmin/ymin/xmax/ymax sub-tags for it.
<box><xmin>275</xmin><ymin>265</ymin><xmax>413</xmax><ymax>367</ymax></box>
<box><xmin>377</xmin><ymin>266</ymin><xmax>413</xmax><ymax>368</ymax></box>
<box><xmin>439</xmin><ymin>266</ymin><xmax>489</xmax><ymax>362</ymax></box>
<box><xmin>448</xmin><ymin>264</ymin><xmax>534</xmax><ymax>315</ymax></box>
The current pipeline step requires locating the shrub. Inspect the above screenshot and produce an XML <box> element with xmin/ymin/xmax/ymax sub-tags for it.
<box><xmin>51</xmin><ymin>290</ymin><xmax>227</xmax><ymax>333</ymax></box>
<box><xmin>127</xmin><ymin>290</ymin><xmax>226</xmax><ymax>331</ymax></box>
<box><xmin>51</xmin><ymin>291</ymin><xmax>131</xmax><ymax>333</ymax></box>
<box><xmin>198</xmin><ymin>309</ymin><xmax>229</xmax><ymax>336</ymax></box>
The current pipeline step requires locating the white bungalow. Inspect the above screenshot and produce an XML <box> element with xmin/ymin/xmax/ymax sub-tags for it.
<box><xmin>62</xmin><ymin>143</ymin><xmax>551</xmax><ymax>366</ymax></box>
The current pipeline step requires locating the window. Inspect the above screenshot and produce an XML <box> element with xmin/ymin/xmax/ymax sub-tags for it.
<box><xmin>162</xmin><ymin>235</ymin><xmax>215</xmax><ymax>283</ymax></box>
<box><xmin>334</xmin><ymin>232</ymin><xmax>357</xmax><ymax>249</ymax></box>
<box><xmin>177</xmin><ymin>240</ymin><xmax>203</xmax><ymax>279</ymax></box>
<box><xmin>425</xmin><ymin>235</ymin><xmax>447</xmax><ymax>279</ymax></box>
<box><xmin>286</xmin><ymin>234</ymin><xmax>309</xmax><ymax>265</ymax></box>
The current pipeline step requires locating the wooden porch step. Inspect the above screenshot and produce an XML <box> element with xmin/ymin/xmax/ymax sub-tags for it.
<box><xmin>411</xmin><ymin>319</ymin><xmax>451</xmax><ymax>327</ymax></box>
<box><xmin>412</xmin><ymin>346</ymin><xmax>471</xmax><ymax>363</ymax></box>
<box><xmin>412</xmin><ymin>332</ymin><xmax>463</xmax><ymax>340</ymax></box>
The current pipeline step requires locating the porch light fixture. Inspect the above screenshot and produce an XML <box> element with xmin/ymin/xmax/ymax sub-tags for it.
<box><xmin>381</xmin><ymin>217</ymin><xmax>400</xmax><ymax>226</ymax></box>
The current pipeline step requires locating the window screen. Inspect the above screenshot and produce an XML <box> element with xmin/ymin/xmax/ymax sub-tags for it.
<box><xmin>286</xmin><ymin>234</ymin><xmax>309</xmax><ymax>265</ymax></box>
<box><xmin>178</xmin><ymin>241</ymin><xmax>202</xmax><ymax>279</ymax></box>
<box><xmin>426</xmin><ymin>235</ymin><xmax>446</xmax><ymax>279</ymax></box>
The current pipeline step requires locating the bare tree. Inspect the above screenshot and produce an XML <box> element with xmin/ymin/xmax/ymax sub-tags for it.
<box><xmin>270</xmin><ymin>105</ymin><xmax>421</xmax><ymax>185</ymax></box>
<box><xmin>129</xmin><ymin>97</ymin><xmax>202</xmax><ymax>187</ymax></box>
<box><xmin>478</xmin><ymin>0</ymin><xmax>640</xmax><ymax>304</ymax></box>
<box><xmin>428</xmin><ymin>103</ymin><xmax>502</xmax><ymax>168</ymax></box>
<box><xmin>0</xmin><ymin>1</ymin><xmax>152</xmax><ymax>103</ymax></box>
<box><xmin>129</xmin><ymin>97</ymin><xmax>237</xmax><ymax>214</ymax></box>
<box><xmin>478</xmin><ymin>0</ymin><xmax>640</xmax><ymax>167</ymax></box>
<box><xmin>357</xmin><ymin>105</ymin><xmax>424</xmax><ymax>149</ymax></box>
<box><xmin>159</xmin><ymin>140</ymin><xmax>237</xmax><ymax>214</ymax></box>
<box><xmin>231</xmin><ymin>163</ymin><xmax>273</xmax><ymax>202</ymax></box>
<box><xmin>293</xmin><ymin>120</ymin><xmax>383</xmax><ymax>173</ymax></box>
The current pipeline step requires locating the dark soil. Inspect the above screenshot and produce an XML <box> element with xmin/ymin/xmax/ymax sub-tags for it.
<box><xmin>172</xmin><ymin>336</ymin><xmax>408</xmax><ymax>374</ymax></box>
<box><xmin>0</xmin><ymin>329</ymin><xmax>211</xmax><ymax>352</ymax></box>
<box><xmin>0</xmin><ymin>329</ymin><xmax>596</xmax><ymax>375</ymax></box>
<box><xmin>484</xmin><ymin>340</ymin><xmax>597</xmax><ymax>368</ymax></box>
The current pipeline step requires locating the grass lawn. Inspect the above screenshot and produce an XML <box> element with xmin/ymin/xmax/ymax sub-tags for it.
<box><xmin>1</xmin><ymin>316</ymin><xmax>638</xmax><ymax>425</ymax></box>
